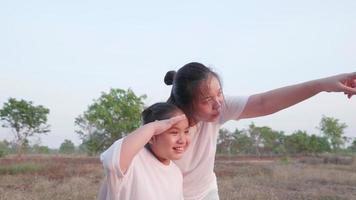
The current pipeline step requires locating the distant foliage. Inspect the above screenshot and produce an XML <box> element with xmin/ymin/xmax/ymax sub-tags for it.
<box><xmin>59</xmin><ymin>139</ymin><xmax>75</xmax><ymax>154</ymax></box>
<box><xmin>217</xmin><ymin>116</ymin><xmax>352</xmax><ymax>156</ymax></box>
<box><xmin>0</xmin><ymin>140</ymin><xmax>11</xmax><ymax>158</ymax></box>
<box><xmin>349</xmin><ymin>138</ymin><xmax>356</xmax><ymax>152</ymax></box>
<box><xmin>75</xmin><ymin>88</ymin><xmax>145</xmax><ymax>155</ymax></box>
<box><xmin>318</xmin><ymin>115</ymin><xmax>347</xmax><ymax>151</ymax></box>
<box><xmin>0</xmin><ymin>98</ymin><xmax>50</xmax><ymax>157</ymax></box>
<box><xmin>32</xmin><ymin>145</ymin><xmax>50</xmax><ymax>154</ymax></box>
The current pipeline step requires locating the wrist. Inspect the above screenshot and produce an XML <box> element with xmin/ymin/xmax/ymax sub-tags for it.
<box><xmin>309</xmin><ymin>78</ymin><xmax>326</xmax><ymax>93</ymax></box>
<box><xmin>140</xmin><ymin>122</ymin><xmax>157</xmax><ymax>137</ymax></box>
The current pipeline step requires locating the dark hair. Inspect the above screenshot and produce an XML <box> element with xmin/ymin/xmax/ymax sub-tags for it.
<box><xmin>164</xmin><ymin>62</ymin><xmax>221</xmax><ymax>125</ymax></box>
<box><xmin>142</xmin><ymin>102</ymin><xmax>180</xmax><ymax>125</ymax></box>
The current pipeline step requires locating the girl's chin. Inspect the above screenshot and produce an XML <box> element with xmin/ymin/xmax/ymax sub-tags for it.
<box><xmin>169</xmin><ymin>153</ymin><xmax>184</xmax><ymax>160</ymax></box>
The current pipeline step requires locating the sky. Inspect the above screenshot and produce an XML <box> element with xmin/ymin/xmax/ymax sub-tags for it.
<box><xmin>0</xmin><ymin>0</ymin><xmax>355</xmax><ymax>148</ymax></box>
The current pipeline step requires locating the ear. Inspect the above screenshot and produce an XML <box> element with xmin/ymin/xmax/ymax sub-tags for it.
<box><xmin>149</xmin><ymin>136</ymin><xmax>156</xmax><ymax>144</ymax></box>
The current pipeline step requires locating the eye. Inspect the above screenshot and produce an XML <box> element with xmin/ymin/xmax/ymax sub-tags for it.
<box><xmin>204</xmin><ymin>97</ymin><xmax>213</xmax><ymax>103</ymax></box>
<box><xmin>184</xmin><ymin>130</ymin><xmax>190</xmax><ymax>134</ymax></box>
<box><xmin>170</xmin><ymin>131</ymin><xmax>178</xmax><ymax>135</ymax></box>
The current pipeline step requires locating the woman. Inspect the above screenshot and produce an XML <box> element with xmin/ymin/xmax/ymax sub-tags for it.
<box><xmin>164</xmin><ymin>62</ymin><xmax>356</xmax><ymax>200</ymax></box>
<box><xmin>100</xmin><ymin>102</ymin><xmax>190</xmax><ymax>200</ymax></box>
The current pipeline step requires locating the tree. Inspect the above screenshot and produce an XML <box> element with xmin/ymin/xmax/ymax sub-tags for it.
<box><xmin>231</xmin><ymin>128</ymin><xmax>253</xmax><ymax>154</ymax></box>
<box><xmin>316</xmin><ymin>136</ymin><xmax>331</xmax><ymax>153</ymax></box>
<box><xmin>285</xmin><ymin>130</ymin><xmax>310</xmax><ymax>154</ymax></box>
<box><xmin>33</xmin><ymin>145</ymin><xmax>50</xmax><ymax>154</ymax></box>
<box><xmin>261</xmin><ymin>129</ymin><xmax>286</xmax><ymax>155</ymax></box>
<box><xmin>308</xmin><ymin>134</ymin><xmax>319</xmax><ymax>154</ymax></box>
<box><xmin>247</xmin><ymin>123</ymin><xmax>262</xmax><ymax>157</ymax></box>
<box><xmin>75</xmin><ymin>88</ymin><xmax>145</xmax><ymax>155</ymax></box>
<box><xmin>217</xmin><ymin>128</ymin><xmax>234</xmax><ymax>154</ymax></box>
<box><xmin>75</xmin><ymin>115</ymin><xmax>106</xmax><ymax>155</ymax></box>
<box><xmin>77</xmin><ymin>142</ymin><xmax>88</xmax><ymax>154</ymax></box>
<box><xmin>0</xmin><ymin>98</ymin><xmax>50</xmax><ymax>157</ymax></box>
<box><xmin>349</xmin><ymin>138</ymin><xmax>356</xmax><ymax>152</ymax></box>
<box><xmin>318</xmin><ymin>116</ymin><xmax>347</xmax><ymax>151</ymax></box>
<box><xmin>0</xmin><ymin>140</ymin><xmax>11</xmax><ymax>158</ymax></box>
<box><xmin>59</xmin><ymin>139</ymin><xmax>75</xmax><ymax>154</ymax></box>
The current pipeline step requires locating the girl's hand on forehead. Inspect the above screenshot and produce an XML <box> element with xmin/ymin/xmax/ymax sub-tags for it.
<box><xmin>152</xmin><ymin>114</ymin><xmax>187</xmax><ymax>135</ymax></box>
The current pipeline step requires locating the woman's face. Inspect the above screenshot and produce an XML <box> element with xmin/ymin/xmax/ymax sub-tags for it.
<box><xmin>194</xmin><ymin>76</ymin><xmax>224</xmax><ymax>122</ymax></box>
<box><xmin>150</xmin><ymin>112</ymin><xmax>190</xmax><ymax>165</ymax></box>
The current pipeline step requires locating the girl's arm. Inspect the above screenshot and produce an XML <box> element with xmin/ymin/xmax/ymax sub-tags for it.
<box><xmin>239</xmin><ymin>72</ymin><xmax>356</xmax><ymax>119</ymax></box>
<box><xmin>119</xmin><ymin>115</ymin><xmax>186</xmax><ymax>173</ymax></box>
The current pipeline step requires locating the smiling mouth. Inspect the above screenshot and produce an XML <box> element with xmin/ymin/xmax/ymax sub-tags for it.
<box><xmin>173</xmin><ymin>146</ymin><xmax>184</xmax><ymax>153</ymax></box>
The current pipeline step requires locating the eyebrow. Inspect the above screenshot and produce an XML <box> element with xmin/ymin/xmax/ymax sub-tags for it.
<box><xmin>169</xmin><ymin>127</ymin><xmax>190</xmax><ymax>131</ymax></box>
<box><xmin>169</xmin><ymin>127</ymin><xmax>181</xmax><ymax>131</ymax></box>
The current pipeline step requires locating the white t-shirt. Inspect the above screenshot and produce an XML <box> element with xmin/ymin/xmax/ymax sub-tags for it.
<box><xmin>174</xmin><ymin>95</ymin><xmax>249</xmax><ymax>200</ymax></box>
<box><xmin>100</xmin><ymin>138</ymin><xmax>184</xmax><ymax>200</ymax></box>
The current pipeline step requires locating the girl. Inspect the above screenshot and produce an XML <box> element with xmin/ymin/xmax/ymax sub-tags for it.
<box><xmin>100</xmin><ymin>102</ymin><xmax>190</xmax><ymax>200</ymax></box>
<box><xmin>164</xmin><ymin>62</ymin><xmax>356</xmax><ymax>200</ymax></box>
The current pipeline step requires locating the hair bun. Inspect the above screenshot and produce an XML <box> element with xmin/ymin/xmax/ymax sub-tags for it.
<box><xmin>164</xmin><ymin>70</ymin><xmax>176</xmax><ymax>85</ymax></box>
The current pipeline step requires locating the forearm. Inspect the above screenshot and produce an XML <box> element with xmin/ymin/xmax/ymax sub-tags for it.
<box><xmin>261</xmin><ymin>79</ymin><xmax>323</xmax><ymax>113</ymax></box>
<box><xmin>242</xmin><ymin>79</ymin><xmax>324</xmax><ymax>118</ymax></box>
<box><xmin>120</xmin><ymin>123</ymin><xmax>155</xmax><ymax>173</ymax></box>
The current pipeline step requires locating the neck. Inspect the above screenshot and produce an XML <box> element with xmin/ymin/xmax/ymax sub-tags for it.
<box><xmin>147</xmin><ymin>146</ymin><xmax>170</xmax><ymax>165</ymax></box>
<box><xmin>155</xmin><ymin>155</ymin><xmax>170</xmax><ymax>165</ymax></box>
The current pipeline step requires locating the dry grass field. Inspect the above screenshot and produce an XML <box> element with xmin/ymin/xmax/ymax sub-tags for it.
<box><xmin>1</xmin><ymin>155</ymin><xmax>355</xmax><ymax>200</ymax></box>
<box><xmin>216</xmin><ymin>156</ymin><xmax>356</xmax><ymax>200</ymax></box>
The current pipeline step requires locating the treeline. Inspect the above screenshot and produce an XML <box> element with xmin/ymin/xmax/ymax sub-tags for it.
<box><xmin>217</xmin><ymin>120</ymin><xmax>356</xmax><ymax>156</ymax></box>
<box><xmin>0</xmin><ymin>139</ymin><xmax>86</xmax><ymax>157</ymax></box>
<box><xmin>1</xmin><ymin>88</ymin><xmax>355</xmax><ymax>157</ymax></box>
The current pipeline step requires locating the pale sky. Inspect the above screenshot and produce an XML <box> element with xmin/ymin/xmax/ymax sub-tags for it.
<box><xmin>1</xmin><ymin>1</ymin><xmax>355</xmax><ymax>148</ymax></box>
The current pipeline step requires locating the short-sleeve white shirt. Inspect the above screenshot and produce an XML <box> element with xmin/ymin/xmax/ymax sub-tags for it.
<box><xmin>174</xmin><ymin>95</ymin><xmax>249</xmax><ymax>200</ymax></box>
<box><xmin>100</xmin><ymin>138</ymin><xmax>184</xmax><ymax>200</ymax></box>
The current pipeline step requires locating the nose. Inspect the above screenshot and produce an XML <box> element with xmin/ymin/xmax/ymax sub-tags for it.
<box><xmin>212</xmin><ymin>97</ymin><xmax>222</xmax><ymax>110</ymax></box>
<box><xmin>177</xmin><ymin>132</ymin><xmax>187</xmax><ymax>144</ymax></box>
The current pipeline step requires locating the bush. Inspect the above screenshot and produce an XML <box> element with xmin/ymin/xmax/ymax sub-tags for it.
<box><xmin>0</xmin><ymin>148</ymin><xmax>7</xmax><ymax>158</ymax></box>
<box><xmin>0</xmin><ymin>141</ymin><xmax>10</xmax><ymax>158</ymax></box>
<box><xmin>59</xmin><ymin>139</ymin><xmax>75</xmax><ymax>154</ymax></box>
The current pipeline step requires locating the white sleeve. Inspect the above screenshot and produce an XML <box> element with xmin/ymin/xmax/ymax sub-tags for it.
<box><xmin>101</xmin><ymin>138</ymin><xmax>142</xmax><ymax>200</ymax></box>
<box><xmin>100</xmin><ymin>138</ymin><xmax>126</xmax><ymax>178</ymax></box>
<box><xmin>219</xmin><ymin>95</ymin><xmax>249</xmax><ymax>124</ymax></box>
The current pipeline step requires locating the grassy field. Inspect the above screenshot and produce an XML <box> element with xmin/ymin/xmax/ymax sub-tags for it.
<box><xmin>0</xmin><ymin>155</ymin><xmax>355</xmax><ymax>200</ymax></box>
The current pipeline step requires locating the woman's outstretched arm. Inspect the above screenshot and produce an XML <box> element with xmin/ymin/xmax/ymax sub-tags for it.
<box><xmin>239</xmin><ymin>72</ymin><xmax>356</xmax><ymax>119</ymax></box>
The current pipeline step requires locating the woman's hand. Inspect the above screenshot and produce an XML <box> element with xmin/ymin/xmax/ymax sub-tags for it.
<box><xmin>318</xmin><ymin>72</ymin><xmax>356</xmax><ymax>98</ymax></box>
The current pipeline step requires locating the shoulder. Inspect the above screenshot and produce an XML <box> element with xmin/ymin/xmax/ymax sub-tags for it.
<box><xmin>219</xmin><ymin>95</ymin><xmax>250</xmax><ymax>123</ymax></box>
<box><xmin>223</xmin><ymin>95</ymin><xmax>250</xmax><ymax>108</ymax></box>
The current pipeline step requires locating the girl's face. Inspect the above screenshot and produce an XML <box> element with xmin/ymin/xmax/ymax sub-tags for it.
<box><xmin>194</xmin><ymin>76</ymin><xmax>224</xmax><ymax>122</ymax></box>
<box><xmin>150</xmin><ymin>112</ymin><xmax>190</xmax><ymax>165</ymax></box>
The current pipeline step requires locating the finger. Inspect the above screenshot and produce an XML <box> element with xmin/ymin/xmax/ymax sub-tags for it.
<box><xmin>351</xmin><ymin>72</ymin><xmax>356</xmax><ymax>78</ymax></box>
<box><xmin>169</xmin><ymin>114</ymin><xmax>186</xmax><ymax>124</ymax></box>
<box><xmin>340</xmin><ymin>83</ymin><xmax>356</xmax><ymax>95</ymax></box>
<box><xmin>347</xmin><ymin>72</ymin><xmax>356</xmax><ymax>78</ymax></box>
